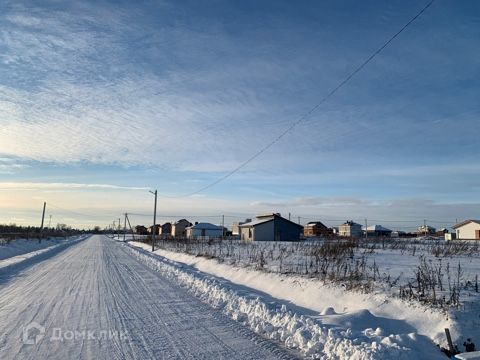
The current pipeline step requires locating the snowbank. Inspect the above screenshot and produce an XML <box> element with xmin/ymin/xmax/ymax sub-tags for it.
<box><xmin>126</xmin><ymin>242</ymin><xmax>443</xmax><ymax>359</ymax></box>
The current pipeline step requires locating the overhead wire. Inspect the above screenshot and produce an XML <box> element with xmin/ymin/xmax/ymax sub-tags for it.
<box><xmin>169</xmin><ymin>0</ymin><xmax>436</xmax><ymax>198</ymax></box>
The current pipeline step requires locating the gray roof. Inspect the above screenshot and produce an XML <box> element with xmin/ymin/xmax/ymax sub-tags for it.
<box><xmin>364</xmin><ymin>225</ymin><xmax>392</xmax><ymax>232</ymax></box>
<box><xmin>238</xmin><ymin>217</ymin><xmax>274</xmax><ymax>227</ymax></box>
<box><xmin>187</xmin><ymin>222</ymin><xmax>223</xmax><ymax>230</ymax></box>
<box><xmin>239</xmin><ymin>215</ymin><xmax>303</xmax><ymax>229</ymax></box>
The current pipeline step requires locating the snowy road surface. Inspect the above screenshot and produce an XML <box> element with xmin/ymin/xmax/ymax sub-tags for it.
<box><xmin>0</xmin><ymin>235</ymin><xmax>296</xmax><ymax>359</ymax></box>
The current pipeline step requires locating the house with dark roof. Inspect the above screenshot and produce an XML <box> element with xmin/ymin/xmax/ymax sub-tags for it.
<box><xmin>160</xmin><ymin>222</ymin><xmax>172</xmax><ymax>236</ymax></box>
<box><xmin>171</xmin><ymin>219</ymin><xmax>193</xmax><ymax>238</ymax></box>
<box><xmin>148</xmin><ymin>224</ymin><xmax>161</xmax><ymax>235</ymax></box>
<box><xmin>452</xmin><ymin>220</ymin><xmax>480</xmax><ymax>240</ymax></box>
<box><xmin>135</xmin><ymin>225</ymin><xmax>148</xmax><ymax>235</ymax></box>
<box><xmin>304</xmin><ymin>221</ymin><xmax>333</xmax><ymax>237</ymax></box>
<box><xmin>238</xmin><ymin>213</ymin><xmax>303</xmax><ymax>242</ymax></box>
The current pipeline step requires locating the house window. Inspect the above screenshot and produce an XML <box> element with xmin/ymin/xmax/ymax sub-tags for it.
<box><xmin>249</xmin><ymin>228</ymin><xmax>252</xmax><ymax>239</ymax></box>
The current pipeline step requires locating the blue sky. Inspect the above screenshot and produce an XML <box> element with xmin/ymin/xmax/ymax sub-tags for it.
<box><xmin>0</xmin><ymin>0</ymin><xmax>479</xmax><ymax>229</ymax></box>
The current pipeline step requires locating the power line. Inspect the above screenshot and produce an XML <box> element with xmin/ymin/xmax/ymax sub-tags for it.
<box><xmin>128</xmin><ymin>213</ymin><xmax>224</xmax><ymax>218</ymax></box>
<box><xmin>169</xmin><ymin>0</ymin><xmax>435</xmax><ymax>198</ymax></box>
<box><xmin>48</xmin><ymin>203</ymin><xmax>114</xmax><ymax>219</ymax></box>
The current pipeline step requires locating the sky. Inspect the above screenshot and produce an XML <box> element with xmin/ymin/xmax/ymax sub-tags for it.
<box><xmin>0</xmin><ymin>0</ymin><xmax>479</xmax><ymax>230</ymax></box>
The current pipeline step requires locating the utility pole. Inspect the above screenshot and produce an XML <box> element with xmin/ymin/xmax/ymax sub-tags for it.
<box><xmin>289</xmin><ymin>213</ymin><xmax>291</xmax><ymax>221</ymax></box>
<box><xmin>123</xmin><ymin>213</ymin><xmax>127</xmax><ymax>242</ymax></box>
<box><xmin>149</xmin><ymin>190</ymin><xmax>157</xmax><ymax>252</ymax></box>
<box><xmin>39</xmin><ymin>201</ymin><xmax>46</xmax><ymax>243</ymax></box>
<box><xmin>221</xmin><ymin>215</ymin><xmax>225</xmax><ymax>240</ymax></box>
<box><xmin>126</xmin><ymin>214</ymin><xmax>135</xmax><ymax>242</ymax></box>
<box><xmin>424</xmin><ymin>219</ymin><xmax>427</xmax><ymax>237</ymax></box>
<box><xmin>298</xmin><ymin>216</ymin><xmax>301</xmax><ymax>225</ymax></box>
<box><xmin>365</xmin><ymin>219</ymin><xmax>368</xmax><ymax>240</ymax></box>
<box><xmin>118</xmin><ymin>218</ymin><xmax>121</xmax><ymax>239</ymax></box>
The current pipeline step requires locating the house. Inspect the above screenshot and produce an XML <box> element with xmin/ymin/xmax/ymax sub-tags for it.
<box><xmin>391</xmin><ymin>230</ymin><xmax>416</xmax><ymax>238</ymax></box>
<box><xmin>338</xmin><ymin>221</ymin><xmax>362</xmax><ymax>237</ymax></box>
<box><xmin>160</xmin><ymin>222</ymin><xmax>172</xmax><ymax>235</ymax></box>
<box><xmin>135</xmin><ymin>225</ymin><xmax>148</xmax><ymax>235</ymax></box>
<box><xmin>364</xmin><ymin>225</ymin><xmax>392</xmax><ymax>237</ymax></box>
<box><xmin>452</xmin><ymin>220</ymin><xmax>480</xmax><ymax>240</ymax></box>
<box><xmin>186</xmin><ymin>222</ymin><xmax>223</xmax><ymax>238</ymax></box>
<box><xmin>171</xmin><ymin>219</ymin><xmax>193</xmax><ymax>238</ymax></box>
<box><xmin>148</xmin><ymin>224</ymin><xmax>161</xmax><ymax>235</ymax></box>
<box><xmin>434</xmin><ymin>228</ymin><xmax>449</xmax><ymax>237</ymax></box>
<box><xmin>238</xmin><ymin>213</ymin><xmax>303</xmax><ymax>242</ymax></box>
<box><xmin>303</xmin><ymin>221</ymin><xmax>333</xmax><ymax>237</ymax></box>
<box><xmin>445</xmin><ymin>233</ymin><xmax>457</xmax><ymax>241</ymax></box>
<box><xmin>232</xmin><ymin>219</ymin><xmax>252</xmax><ymax>236</ymax></box>
<box><xmin>416</xmin><ymin>225</ymin><xmax>436</xmax><ymax>236</ymax></box>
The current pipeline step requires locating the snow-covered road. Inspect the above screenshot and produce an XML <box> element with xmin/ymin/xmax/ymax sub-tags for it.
<box><xmin>0</xmin><ymin>235</ymin><xmax>296</xmax><ymax>359</ymax></box>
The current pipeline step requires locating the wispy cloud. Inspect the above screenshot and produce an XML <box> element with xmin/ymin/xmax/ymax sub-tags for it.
<box><xmin>0</xmin><ymin>157</ymin><xmax>29</xmax><ymax>174</ymax></box>
<box><xmin>0</xmin><ymin>182</ymin><xmax>148</xmax><ymax>191</ymax></box>
<box><xmin>0</xmin><ymin>1</ymin><xmax>308</xmax><ymax>171</ymax></box>
<box><xmin>251</xmin><ymin>197</ymin><xmax>370</xmax><ymax>208</ymax></box>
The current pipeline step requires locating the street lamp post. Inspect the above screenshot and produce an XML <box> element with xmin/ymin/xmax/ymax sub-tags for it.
<box><xmin>149</xmin><ymin>190</ymin><xmax>157</xmax><ymax>252</ymax></box>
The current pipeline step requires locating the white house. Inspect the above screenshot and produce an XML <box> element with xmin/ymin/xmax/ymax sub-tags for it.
<box><xmin>186</xmin><ymin>222</ymin><xmax>223</xmax><ymax>238</ymax></box>
<box><xmin>452</xmin><ymin>220</ymin><xmax>480</xmax><ymax>240</ymax></box>
<box><xmin>232</xmin><ymin>219</ymin><xmax>252</xmax><ymax>236</ymax></box>
<box><xmin>416</xmin><ymin>225</ymin><xmax>436</xmax><ymax>236</ymax></box>
<box><xmin>338</xmin><ymin>221</ymin><xmax>362</xmax><ymax>237</ymax></box>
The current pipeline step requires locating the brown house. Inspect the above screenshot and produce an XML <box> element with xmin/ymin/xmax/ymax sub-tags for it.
<box><xmin>148</xmin><ymin>224</ymin><xmax>161</xmax><ymax>235</ymax></box>
<box><xmin>135</xmin><ymin>225</ymin><xmax>149</xmax><ymax>235</ymax></box>
<box><xmin>304</xmin><ymin>221</ymin><xmax>333</xmax><ymax>237</ymax></box>
<box><xmin>160</xmin><ymin>222</ymin><xmax>172</xmax><ymax>235</ymax></box>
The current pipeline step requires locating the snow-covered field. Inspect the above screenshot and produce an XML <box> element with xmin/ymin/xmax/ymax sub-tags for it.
<box><xmin>149</xmin><ymin>237</ymin><xmax>479</xmax><ymax>308</ymax></box>
<box><xmin>128</xmin><ymin>239</ymin><xmax>480</xmax><ymax>359</ymax></box>
<box><xmin>0</xmin><ymin>235</ymin><xmax>89</xmax><ymax>271</ymax></box>
<box><xmin>0</xmin><ymin>236</ymin><xmax>83</xmax><ymax>260</ymax></box>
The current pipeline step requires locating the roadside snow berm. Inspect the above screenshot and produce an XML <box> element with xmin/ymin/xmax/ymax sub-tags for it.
<box><xmin>455</xmin><ymin>352</ymin><xmax>480</xmax><ymax>360</ymax></box>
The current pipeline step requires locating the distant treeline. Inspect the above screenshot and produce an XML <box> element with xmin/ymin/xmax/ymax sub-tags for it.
<box><xmin>0</xmin><ymin>224</ymin><xmax>85</xmax><ymax>240</ymax></box>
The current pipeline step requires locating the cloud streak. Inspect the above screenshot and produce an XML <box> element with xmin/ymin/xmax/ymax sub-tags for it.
<box><xmin>0</xmin><ymin>182</ymin><xmax>149</xmax><ymax>191</ymax></box>
<box><xmin>251</xmin><ymin>197</ymin><xmax>370</xmax><ymax>208</ymax></box>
